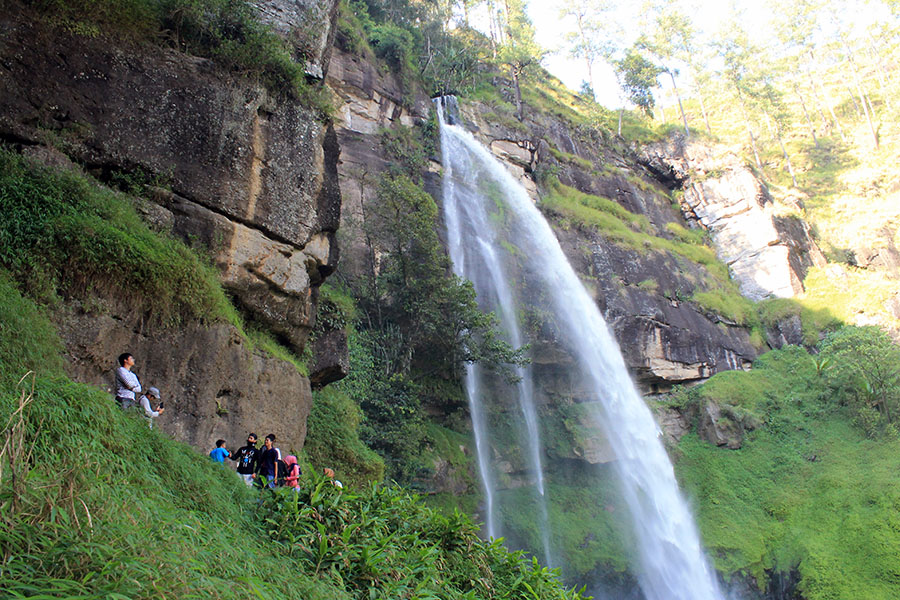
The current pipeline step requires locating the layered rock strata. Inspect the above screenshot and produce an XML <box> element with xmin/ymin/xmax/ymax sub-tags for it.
<box><xmin>0</xmin><ymin>1</ymin><xmax>341</xmax><ymax>451</ymax></box>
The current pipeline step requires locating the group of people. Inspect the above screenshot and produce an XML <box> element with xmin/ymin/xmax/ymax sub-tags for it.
<box><xmin>210</xmin><ymin>433</ymin><xmax>343</xmax><ymax>491</ymax></box>
<box><xmin>114</xmin><ymin>352</ymin><xmax>165</xmax><ymax>427</ymax></box>
<box><xmin>114</xmin><ymin>352</ymin><xmax>342</xmax><ymax>490</ymax></box>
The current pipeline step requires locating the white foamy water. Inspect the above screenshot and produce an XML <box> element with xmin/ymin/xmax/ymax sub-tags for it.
<box><xmin>435</xmin><ymin>97</ymin><xmax>724</xmax><ymax>600</ymax></box>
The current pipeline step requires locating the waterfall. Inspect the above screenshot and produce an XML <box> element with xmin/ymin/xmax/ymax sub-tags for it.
<box><xmin>438</xmin><ymin>96</ymin><xmax>553</xmax><ymax>566</ymax></box>
<box><xmin>434</xmin><ymin>97</ymin><xmax>724</xmax><ymax>600</ymax></box>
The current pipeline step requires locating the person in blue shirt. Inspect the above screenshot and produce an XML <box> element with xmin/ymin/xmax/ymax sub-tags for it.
<box><xmin>209</xmin><ymin>439</ymin><xmax>230</xmax><ymax>464</ymax></box>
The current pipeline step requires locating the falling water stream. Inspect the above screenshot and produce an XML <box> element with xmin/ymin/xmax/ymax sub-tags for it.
<box><xmin>435</xmin><ymin>97</ymin><xmax>724</xmax><ymax>600</ymax></box>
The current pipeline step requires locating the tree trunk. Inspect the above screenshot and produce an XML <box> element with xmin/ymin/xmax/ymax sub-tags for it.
<box><xmin>618</xmin><ymin>107</ymin><xmax>623</xmax><ymax>136</ymax></box>
<box><xmin>575</xmin><ymin>13</ymin><xmax>595</xmax><ymax>97</ymax></box>
<box><xmin>867</xmin><ymin>40</ymin><xmax>893</xmax><ymax>110</ymax></box>
<box><xmin>845</xmin><ymin>52</ymin><xmax>880</xmax><ymax>148</ymax></box>
<box><xmin>771</xmin><ymin>113</ymin><xmax>798</xmax><ymax>187</ymax></box>
<box><xmin>838</xmin><ymin>33</ymin><xmax>880</xmax><ymax>149</ymax></box>
<box><xmin>805</xmin><ymin>66</ymin><xmax>831</xmax><ymax>132</ymax></box>
<box><xmin>794</xmin><ymin>82</ymin><xmax>819</xmax><ymax>147</ymax></box>
<box><xmin>585</xmin><ymin>56</ymin><xmax>595</xmax><ymax>98</ymax></box>
<box><xmin>737</xmin><ymin>89</ymin><xmax>762</xmax><ymax>169</ymax></box>
<box><xmin>844</xmin><ymin>81</ymin><xmax>862</xmax><ymax>116</ymax></box>
<box><xmin>856</xmin><ymin>79</ymin><xmax>880</xmax><ymax>149</ymax></box>
<box><xmin>809</xmin><ymin>50</ymin><xmax>846</xmax><ymax>141</ymax></box>
<box><xmin>487</xmin><ymin>0</ymin><xmax>498</xmax><ymax>58</ymax></box>
<box><xmin>511</xmin><ymin>65</ymin><xmax>523</xmax><ymax>121</ymax></box>
<box><xmin>669</xmin><ymin>70</ymin><xmax>689</xmax><ymax>138</ymax></box>
<box><xmin>697</xmin><ymin>88</ymin><xmax>712</xmax><ymax>136</ymax></box>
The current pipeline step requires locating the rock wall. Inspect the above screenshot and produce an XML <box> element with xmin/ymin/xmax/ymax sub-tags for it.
<box><xmin>0</xmin><ymin>1</ymin><xmax>340</xmax><ymax>452</ymax></box>
<box><xmin>325</xmin><ymin>46</ymin><xmax>432</xmax><ymax>282</ymax></box>
<box><xmin>643</xmin><ymin>138</ymin><xmax>827</xmax><ymax>301</ymax></box>
<box><xmin>56</xmin><ymin>300</ymin><xmax>311</xmax><ymax>455</ymax></box>
<box><xmin>0</xmin><ymin>7</ymin><xmax>341</xmax><ymax>356</ymax></box>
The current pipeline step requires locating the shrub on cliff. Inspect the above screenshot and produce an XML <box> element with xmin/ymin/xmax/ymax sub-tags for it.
<box><xmin>818</xmin><ymin>325</ymin><xmax>900</xmax><ymax>438</ymax></box>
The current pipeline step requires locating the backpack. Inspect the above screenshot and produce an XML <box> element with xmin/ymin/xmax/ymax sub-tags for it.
<box><xmin>275</xmin><ymin>459</ymin><xmax>289</xmax><ymax>486</ymax></box>
<box><xmin>284</xmin><ymin>460</ymin><xmax>301</xmax><ymax>485</ymax></box>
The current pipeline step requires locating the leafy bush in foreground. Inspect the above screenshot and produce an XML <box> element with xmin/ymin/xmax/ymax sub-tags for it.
<box><xmin>260</xmin><ymin>477</ymin><xmax>587</xmax><ymax>600</ymax></box>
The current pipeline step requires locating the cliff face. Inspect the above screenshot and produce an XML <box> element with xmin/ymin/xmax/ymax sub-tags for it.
<box><xmin>0</xmin><ymin>1</ymin><xmax>342</xmax><ymax>452</ymax></box>
<box><xmin>643</xmin><ymin>139</ymin><xmax>827</xmax><ymax>302</ymax></box>
<box><xmin>322</xmin><ymin>45</ymin><xmax>831</xmax><ymax>478</ymax></box>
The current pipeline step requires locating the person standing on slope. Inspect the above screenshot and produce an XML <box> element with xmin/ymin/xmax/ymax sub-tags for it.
<box><xmin>115</xmin><ymin>353</ymin><xmax>142</xmax><ymax>409</ymax></box>
<box><xmin>230</xmin><ymin>433</ymin><xmax>261</xmax><ymax>486</ymax></box>
<box><xmin>209</xmin><ymin>439</ymin><xmax>230</xmax><ymax>463</ymax></box>
<box><xmin>256</xmin><ymin>433</ymin><xmax>281</xmax><ymax>489</ymax></box>
<box><xmin>138</xmin><ymin>386</ymin><xmax>165</xmax><ymax>428</ymax></box>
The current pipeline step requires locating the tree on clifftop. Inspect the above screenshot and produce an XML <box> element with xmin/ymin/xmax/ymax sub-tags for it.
<box><xmin>497</xmin><ymin>0</ymin><xmax>544</xmax><ymax>120</ymax></box>
<box><xmin>614</xmin><ymin>47</ymin><xmax>662</xmax><ymax>119</ymax></box>
<box><xmin>559</xmin><ymin>0</ymin><xmax>616</xmax><ymax>101</ymax></box>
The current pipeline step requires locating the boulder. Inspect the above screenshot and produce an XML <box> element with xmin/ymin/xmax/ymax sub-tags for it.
<box><xmin>697</xmin><ymin>400</ymin><xmax>746</xmax><ymax>449</ymax></box>
<box><xmin>309</xmin><ymin>327</ymin><xmax>350</xmax><ymax>388</ymax></box>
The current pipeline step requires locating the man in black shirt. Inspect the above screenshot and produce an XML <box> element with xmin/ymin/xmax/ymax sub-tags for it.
<box><xmin>256</xmin><ymin>433</ymin><xmax>281</xmax><ymax>489</ymax></box>
<box><xmin>230</xmin><ymin>433</ymin><xmax>260</xmax><ymax>487</ymax></box>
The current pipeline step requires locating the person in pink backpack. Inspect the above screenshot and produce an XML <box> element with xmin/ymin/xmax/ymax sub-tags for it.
<box><xmin>283</xmin><ymin>455</ymin><xmax>301</xmax><ymax>491</ymax></box>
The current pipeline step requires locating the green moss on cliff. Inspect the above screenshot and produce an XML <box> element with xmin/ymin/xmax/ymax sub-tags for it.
<box><xmin>0</xmin><ymin>148</ymin><xmax>239</xmax><ymax>327</ymax></box>
<box><xmin>757</xmin><ymin>297</ymin><xmax>842</xmax><ymax>346</ymax></box>
<box><xmin>540</xmin><ymin>178</ymin><xmax>652</xmax><ymax>236</ymax></box>
<box><xmin>676</xmin><ymin>344</ymin><xmax>900</xmax><ymax>598</ymax></box>
<box><xmin>539</xmin><ymin>176</ymin><xmax>762</xmax><ymax>330</ymax></box>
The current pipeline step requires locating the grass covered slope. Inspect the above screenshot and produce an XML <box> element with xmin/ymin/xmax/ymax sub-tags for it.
<box><xmin>0</xmin><ymin>276</ymin><xmax>587</xmax><ymax>600</ymax></box>
<box><xmin>0</xmin><ymin>275</ymin><xmax>330</xmax><ymax>600</ymax></box>
<box><xmin>673</xmin><ymin>344</ymin><xmax>900</xmax><ymax>599</ymax></box>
